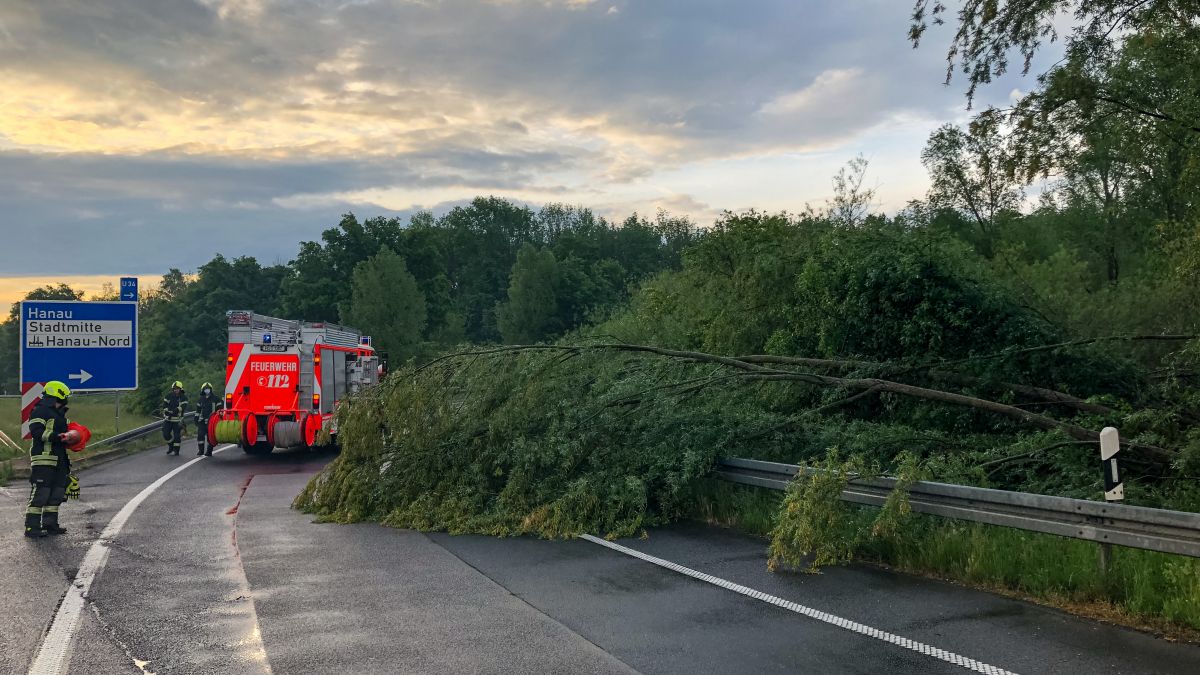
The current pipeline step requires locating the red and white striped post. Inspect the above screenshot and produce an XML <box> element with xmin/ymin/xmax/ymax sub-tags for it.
<box><xmin>20</xmin><ymin>381</ymin><xmax>45</xmax><ymax>440</ymax></box>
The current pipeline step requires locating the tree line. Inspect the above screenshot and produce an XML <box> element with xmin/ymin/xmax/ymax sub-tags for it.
<box><xmin>0</xmin><ymin>199</ymin><xmax>698</xmax><ymax>411</ymax></box>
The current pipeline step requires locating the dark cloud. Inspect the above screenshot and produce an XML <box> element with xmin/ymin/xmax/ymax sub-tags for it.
<box><xmin>1</xmin><ymin>1</ymin><xmax>968</xmax><ymax>155</ymax></box>
<box><xmin>0</xmin><ymin>148</ymin><xmax>571</xmax><ymax>275</ymax></box>
<box><xmin>0</xmin><ymin>0</ymin><xmax>1050</xmax><ymax>282</ymax></box>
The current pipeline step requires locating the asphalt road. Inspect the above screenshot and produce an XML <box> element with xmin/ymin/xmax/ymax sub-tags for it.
<box><xmin>3</xmin><ymin>444</ymin><xmax>1199</xmax><ymax>674</ymax></box>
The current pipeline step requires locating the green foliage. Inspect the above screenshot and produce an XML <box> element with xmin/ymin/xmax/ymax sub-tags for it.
<box><xmin>342</xmin><ymin>247</ymin><xmax>427</xmax><ymax>363</ymax></box>
<box><xmin>769</xmin><ymin>452</ymin><xmax>867</xmax><ymax>570</ymax></box>
<box><xmin>921</xmin><ymin>121</ymin><xmax>1022</xmax><ymax>256</ymax></box>
<box><xmin>296</xmin><ymin>350</ymin><xmax>776</xmax><ymax>538</ymax></box>
<box><xmin>277</xmin><ymin>201</ymin><xmax>694</xmax><ymax>348</ymax></box>
<box><xmin>784</xmin><ymin>232</ymin><xmax>1056</xmax><ymax>361</ymax></box>
<box><xmin>768</xmin><ymin>452</ymin><xmax>922</xmax><ymax>572</ymax></box>
<box><xmin>497</xmin><ymin>244</ymin><xmax>562</xmax><ymax>344</ymax></box>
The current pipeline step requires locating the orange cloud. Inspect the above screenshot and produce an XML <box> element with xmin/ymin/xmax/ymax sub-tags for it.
<box><xmin>0</xmin><ymin>275</ymin><xmax>159</xmax><ymax>316</ymax></box>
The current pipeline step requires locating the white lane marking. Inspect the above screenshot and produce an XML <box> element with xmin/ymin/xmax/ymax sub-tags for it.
<box><xmin>580</xmin><ymin>534</ymin><xmax>1018</xmax><ymax>675</ymax></box>
<box><xmin>28</xmin><ymin>444</ymin><xmax>235</xmax><ymax>675</ymax></box>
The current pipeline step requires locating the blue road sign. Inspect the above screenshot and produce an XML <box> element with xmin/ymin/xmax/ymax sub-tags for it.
<box><xmin>20</xmin><ymin>300</ymin><xmax>138</xmax><ymax>391</ymax></box>
<box><xmin>120</xmin><ymin>277</ymin><xmax>138</xmax><ymax>302</ymax></box>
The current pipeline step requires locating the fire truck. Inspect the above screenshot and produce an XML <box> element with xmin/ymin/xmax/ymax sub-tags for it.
<box><xmin>209</xmin><ymin>310</ymin><xmax>381</xmax><ymax>455</ymax></box>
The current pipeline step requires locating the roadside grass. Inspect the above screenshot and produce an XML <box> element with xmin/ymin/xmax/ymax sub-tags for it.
<box><xmin>1</xmin><ymin>393</ymin><xmax>152</xmax><ymax>446</ymax></box>
<box><xmin>1</xmin><ymin>394</ymin><xmax>154</xmax><ymax>478</ymax></box>
<box><xmin>690</xmin><ymin>479</ymin><xmax>1200</xmax><ymax>634</ymax></box>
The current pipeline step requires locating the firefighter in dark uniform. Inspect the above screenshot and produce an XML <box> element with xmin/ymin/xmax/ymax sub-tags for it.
<box><xmin>195</xmin><ymin>382</ymin><xmax>222</xmax><ymax>456</ymax></box>
<box><xmin>25</xmin><ymin>381</ymin><xmax>77</xmax><ymax>538</ymax></box>
<box><xmin>161</xmin><ymin>381</ymin><xmax>189</xmax><ymax>456</ymax></box>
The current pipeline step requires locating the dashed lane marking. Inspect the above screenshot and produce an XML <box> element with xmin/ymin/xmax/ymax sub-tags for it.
<box><xmin>28</xmin><ymin>445</ymin><xmax>235</xmax><ymax>675</ymax></box>
<box><xmin>579</xmin><ymin>534</ymin><xmax>1018</xmax><ymax>675</ymax></box>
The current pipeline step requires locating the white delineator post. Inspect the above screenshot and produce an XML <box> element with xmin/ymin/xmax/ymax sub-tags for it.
<box><xmin>1100</xmin><ymin>427</ymin><xmax>1123</xmax><ymax>501</ymax></box>
<box><xmin>1098</xmin><ymin>426</ymin><xmax>1122</xmax><ymax>573</ymax></box>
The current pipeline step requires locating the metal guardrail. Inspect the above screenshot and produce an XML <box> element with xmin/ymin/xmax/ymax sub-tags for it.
<box><xmin>714</xmin><ymin>457</ymin><xmax>1200</xmax><ymax>559</ymax></box>
<box><xmin>89</xmin><ymin>413</ymin><xmax>197</xmax><ymax>450</ymax></box>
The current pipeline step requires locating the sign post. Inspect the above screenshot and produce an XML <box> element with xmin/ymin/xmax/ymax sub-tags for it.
<box><xmin>19</xmin><ymin>300</ymin><xmax>138</xmax><ymax>438</ymax></box>
<box><xmin>115</xmin><ymin>278</ymin><xmax>138</xmax><ymax>431</ymax></box>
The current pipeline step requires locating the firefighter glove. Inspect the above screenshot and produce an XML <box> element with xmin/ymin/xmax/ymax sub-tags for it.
<box><xmin>65</xmin><ymin>475</ymin><xmax>80</xmax><ymax>500</ymax></box>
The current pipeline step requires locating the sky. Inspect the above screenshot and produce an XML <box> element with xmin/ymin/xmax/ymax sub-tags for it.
<box><xmin>0</xmin><ymin>0</ymin><xmax>1040</xmax><ymax>313</ymax></box>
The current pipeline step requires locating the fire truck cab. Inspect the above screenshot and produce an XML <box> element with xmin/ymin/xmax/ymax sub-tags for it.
<box><xmin>209</xmin><ymin>310</ymin><xmax>380</xmax><ymax>455</ymax></box>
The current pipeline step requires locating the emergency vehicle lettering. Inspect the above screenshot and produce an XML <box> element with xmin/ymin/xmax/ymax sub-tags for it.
<box><xmin>249</xmin><ymin>361</ymin><xmax>298</xmax><ymax>372</ymax></box>
<box><xmin>259</xmin><ymin>374</ymin><xmax>291</xmax><ymax>388</ymax></box>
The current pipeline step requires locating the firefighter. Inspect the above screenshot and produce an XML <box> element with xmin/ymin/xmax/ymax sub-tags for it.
<box><xmin>24</xmin><ymin>381</ymin><xmax>74</xmax><ymax>538</ymax></box>
<box><xmin>161</xmin><ymin>381</ymin><xmax>189</xmax><ymax>456</ymax></box>
<box><xmin>195</xmin><ymin>382</ymin><xmax>221</xmax><ymax>456</ymax></box>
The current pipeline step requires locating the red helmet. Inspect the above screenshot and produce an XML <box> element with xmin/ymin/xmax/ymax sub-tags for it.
<box><xmin>65</xmin><ymin>422</ymin><xmax>92</xmax><ymax>451</ymax></box>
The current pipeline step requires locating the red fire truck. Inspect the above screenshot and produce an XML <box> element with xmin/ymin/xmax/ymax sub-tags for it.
<box><xmin>209</xmin><ymin>311</ymin><xmax>381</xmax><ymax>455</ymax></box>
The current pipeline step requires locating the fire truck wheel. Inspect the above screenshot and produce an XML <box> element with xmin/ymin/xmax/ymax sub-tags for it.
<box><xmin>242</xmin><ymin>441</ymin><xmax>274</xmax><ymax>456</ymax></box>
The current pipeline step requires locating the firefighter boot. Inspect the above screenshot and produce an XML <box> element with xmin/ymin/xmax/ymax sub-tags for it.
<box><xmin>42</xmin><ymin>509</ymin><xmax>66</xmax><ymax>535</ymax></box>
<box><xmin>197</xmin><ymin>443</ymin><xmax>205</xmax><ymax>456</ymax></box>
<box><xmin>24</xmin><ymin>511</ymin><xmax>46</xmax><ymax>538</ymax></box>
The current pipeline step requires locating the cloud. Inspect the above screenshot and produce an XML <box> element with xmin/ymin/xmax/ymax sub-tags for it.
<box><xmin>0</xmin><ymin>0</ymin><xmax>1050</xmax><ymax>299</ymax></box>
<box><xmin>0</xmin><ymin>146</ymin><xmax>593</xmax><ymax>275</ymax></box>
<box><xmin>0</xmin><ymin>1</ymin><xmax>959</xmax><ymax>163</ymax></box>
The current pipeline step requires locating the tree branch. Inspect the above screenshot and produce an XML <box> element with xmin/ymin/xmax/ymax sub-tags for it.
<box><xmin>808</xmin><ymin>386</ymin><xmax>882</xmax><ymax>416</ymax></box>
<box><xmin>422</xmin><ymin>343</ymin><xmax>1175</xmax><ymax>463</ymax></box>
<box><xmin>1093</xmin><ymin>94</ymin><xmax>1200</xmax><ymax>134</ymax></box>
<box><xmin>930</xmin><ymin>334</ymin><xmax>1198</xmax><ymax>369</ymax></box>
<box><xmin>737</xmin><ymin>354</ymin><xmax>1117</xmax><ymax>416</ymax></box>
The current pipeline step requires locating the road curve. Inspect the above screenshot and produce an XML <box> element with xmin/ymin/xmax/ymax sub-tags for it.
<box><xmin>2</xmin><ymin>445</ymin><xmax>1198</xmax><ymax>674</ymax></box>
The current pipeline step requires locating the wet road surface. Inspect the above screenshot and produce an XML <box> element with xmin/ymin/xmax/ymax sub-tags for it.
<box><xmin>3</xmin><ymin>444</ymin><xmax>1199</xmax><ymax>674</ymax></box>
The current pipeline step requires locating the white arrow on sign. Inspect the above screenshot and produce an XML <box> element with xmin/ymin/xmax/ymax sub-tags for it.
<box><xmin>68</xmin><ymin>370</ymin><xmax>93</xmax><ymax>385</ymax></box>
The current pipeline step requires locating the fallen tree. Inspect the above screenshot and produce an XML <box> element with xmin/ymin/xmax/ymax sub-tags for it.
<box><xmin>425</xmin><ymin>342</ymin><xmax>1174</xmax><ymax>463</ymax></box>
<box><xmin>297</xmin><ymin>336</ymin><xmax>1191</xmax><ymax>543</ymax></box>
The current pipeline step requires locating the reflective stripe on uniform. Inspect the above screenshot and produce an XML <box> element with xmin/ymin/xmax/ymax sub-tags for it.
<box><xmin>41</xmin><ymin>425</ymin><xmax>56</xmax><ymax>442</ymax></box>
<box><xmin>43</xmin><ymin>505</ymin><xmax>58</xmax><ymax>514</ymax></box>
<box><xmin>27</xmin><ymin>487</ymin><xmax>42</xmax><ymax>515</ymax></box>
<box><xmin>30</xmin><ymin>453</ymin><xmax>59</xmax><ymax>466</ymax></box>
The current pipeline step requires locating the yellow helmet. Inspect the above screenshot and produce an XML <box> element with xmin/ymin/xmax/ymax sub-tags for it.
<box><xmin>172</xmin><ymin>380</ymin><xmax>184</xmax><ymax>389</ymax></box>
<box><xmin>43</xmin><ymin>381</ymin><xmax>71</xmax><ymax>401</ymax></box>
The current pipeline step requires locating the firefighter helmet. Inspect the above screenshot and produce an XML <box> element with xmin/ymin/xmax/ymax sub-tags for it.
<box><xmin>172</xmin><ymin>380</ymin><xmax>184</xmax><ymax>389</ymax></box>
<box><xmin>43</xmin><ymin>381</ymin><xmax>71</xmax><ymax>401</ymax></box>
